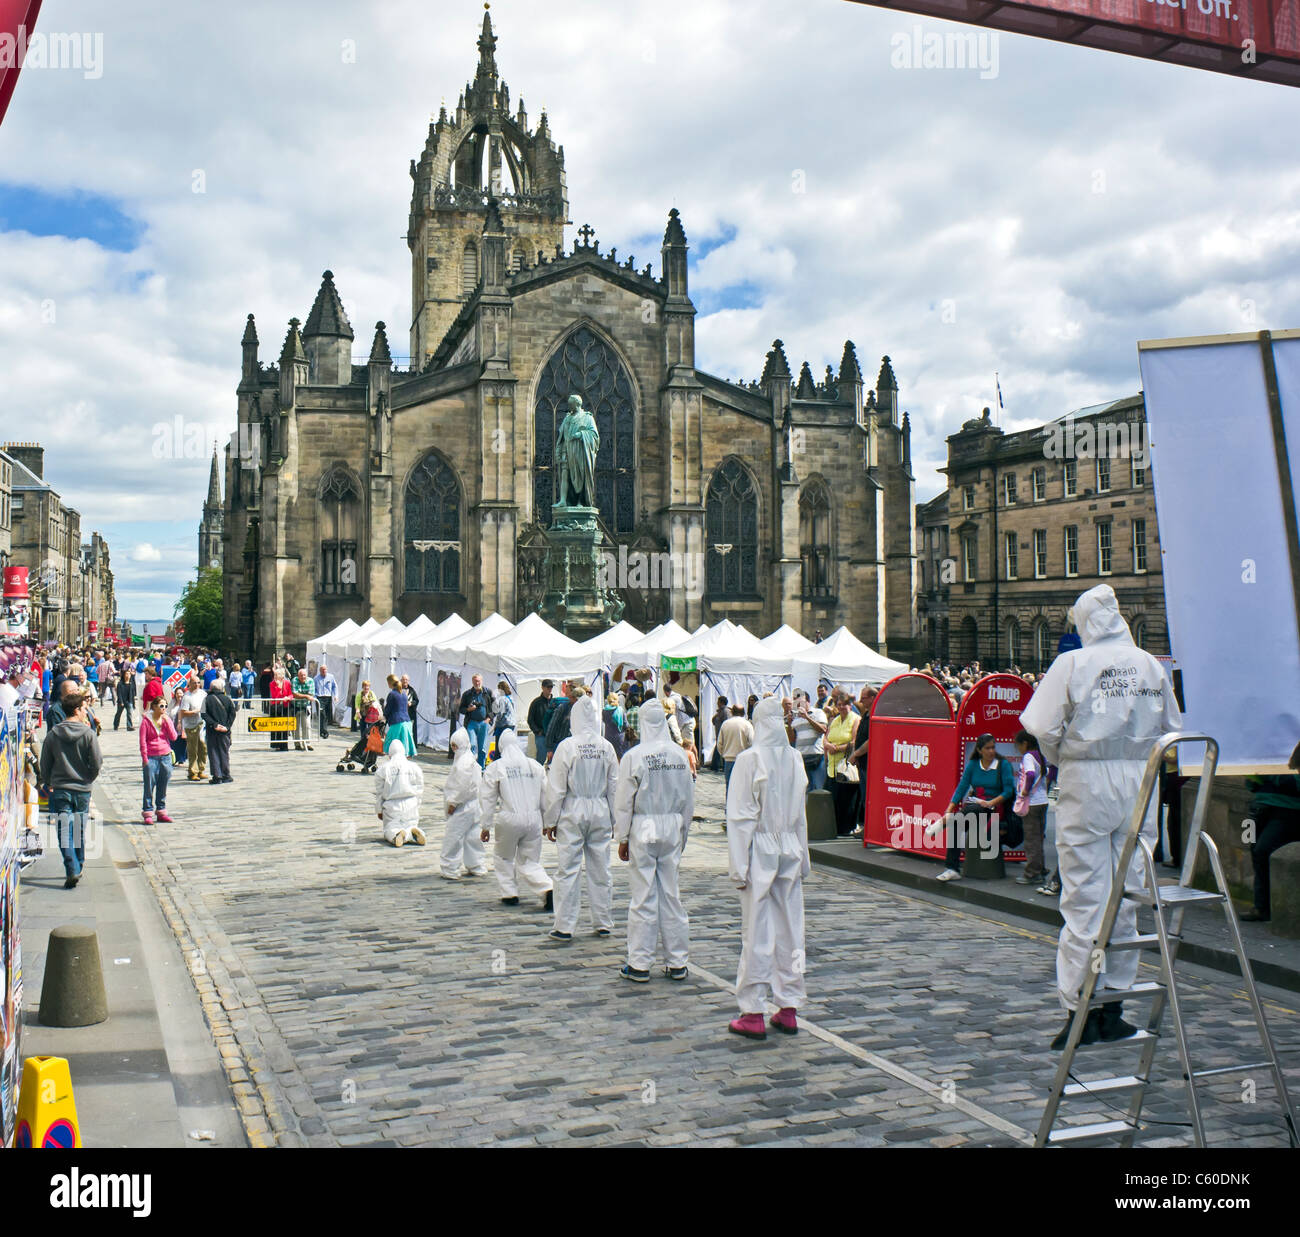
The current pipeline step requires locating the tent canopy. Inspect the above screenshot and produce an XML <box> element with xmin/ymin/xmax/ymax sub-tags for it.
<box><xmin>760</xmin><ymin>624</ymin><xmax>816</xmax><ymax>656</ymax></box>
<box><xmin>325</xmin><ymin>616</ymin><xmax>380</xmax><ymax>660</ymax></box>
<box><xmin>394</xmin><ymin>613</ymin><xmax>471</xmax><ymax>661</ymax></box>
<box><xmin>612</xmin><ymin>619</ymin><xmax>690</xmax><ymax>668</ymax></box>
<box><xmin>308</xmin><ymin>618</ymin><xmax>359</xmax><ymax>665</ymax></box>
<box><xmin>464</xmin><ymin>612</ymin><xmax>599</xmax><ymax>679</ymax></box>
<box><xmin>351</xmin><ymin>615</ymin><xmax>408</xmax><ymax>661</ymax></box>
<box><xmin>791</xmin><ymin>625</ymin><xmax>908</xmax><ymax>690</ymax></box>
<box><xmin>426</xmin><ymin>612</ymin><xmax>514</xmax><ymax>663</ymax></box>
<box><xmin>579</xmin><ymin>620</ymin><xmax>644</xmax><ymax>663</ymax></box>
<box><xmin>661</xmin><ymin>619</ymin><xmax>790</xmax><ymax>674</ymax></box>
<box><xmin>401</xmin><ymin>614</ymin><xmax>438</xmax><ymax>641</ymax></box>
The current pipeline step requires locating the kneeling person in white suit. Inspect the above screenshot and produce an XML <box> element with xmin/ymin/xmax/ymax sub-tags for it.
<box><xmin>479</xmin><ymin>728</ymin><xmax>554</xmax><ymax>909</ymax></box>
<box><xmin>726</xmin><ymin>696</ymin><xmax>811</xmax><ymax>1040</ymax></box>
<box><xmin>375</xmin><ymin>741</ymin><xmax>426</xmax><ymax>847</ymax></box>
<box><xmin>614</xmin><ymin>699</ymin><xmax>695</xmax><ymax>983</ymax></box>
<box><xmin>440</xmin><ymin>727</ymin><xmax>488</xmax><ymax>879</ymax></box>
<box><xmin>543</xmin><ymin>694</ymin><xmax>617</xmax><ymax>941</ymax></box>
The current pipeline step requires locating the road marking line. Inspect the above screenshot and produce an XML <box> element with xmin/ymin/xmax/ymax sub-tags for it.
<box><xmin>687</xmin><ymin>962</ymin><xmax>1034</xmax><ymax>1146</ymax></box>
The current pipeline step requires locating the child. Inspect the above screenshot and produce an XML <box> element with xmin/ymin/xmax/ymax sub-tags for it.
<box><xmin>441</xmin><ymin>727</ymin><xmax>488</xmax><ymax>879</ymax></box>
<box><xmin>374</xmin><ymin>741</ymin><xmax>426</xmax><ymax>847</ymax></box>
<box><xmin>1013</xmin><ymin>729</ymin><xmax>1050</xmax><ymax>886</ymax></box>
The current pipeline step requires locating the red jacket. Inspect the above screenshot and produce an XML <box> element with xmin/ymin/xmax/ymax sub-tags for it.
<box><xmin>142</xmin><ymin>677</ymin><xmax>164</xmax><ymax>707</ymax></box>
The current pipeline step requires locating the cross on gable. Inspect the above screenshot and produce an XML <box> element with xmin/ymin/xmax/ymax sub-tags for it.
<box><xmin>577</xmin><ymin>223</ymin><xmax>596</xmax><ymax>248</ymax></box>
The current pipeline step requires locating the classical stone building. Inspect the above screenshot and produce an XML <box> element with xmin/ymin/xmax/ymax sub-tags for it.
<box><xmin>916</xmin><ymin>490</ymin><xmax>949</xmax><ymax>665</ymax></box>
<box><xmin>941</xmin><ymin>394</ymin><xmax>1169</xmax><ymax>670</ymax></box>
<box><xmin>81</xmin><ymin>531</ymin><xmax>116</xmax><ymax>638</ymax></box>
<box><xmin>219</xmin><ymin>12</ymin><xmax>917</xmax><ymax>662</ymax></box>
<box><xmin>198</xmin><ymin>450</ymin><xmax>224</xmax><ymax>573</ymax></box>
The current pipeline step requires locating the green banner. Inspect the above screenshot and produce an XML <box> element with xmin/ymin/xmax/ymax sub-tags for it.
<box><xmin>661</xmin><ymin>655</ymin><xmax>697</xmax><ymax>673</ymax></box>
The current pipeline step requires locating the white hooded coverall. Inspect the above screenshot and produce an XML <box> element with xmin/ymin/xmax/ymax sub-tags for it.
<box><xmin>441</xmin><ymin>727</ymin><xmax>487</xmax><ymax>877</ymax></box>
<box><xmin>1019</xmin><ymin>584</ymin><xmax>1182</xmax><ymax>1010</ymax></box>
<box><xmin>479</xmin><ymin>728</ymin><xmax>553</xmax><ymax>901</ymax></box>
<box><xmin>543</xmin><ymin>695</ymin><xmax>617</xmax><ymax>933</ymax></box>
<box><xmin>727</xmin><ymin>696</ymin><xmax>811</xmax><ymax>1014</ymax></box>
<box><xmin>375</xmin><ymin>740</ymin><xmax>425</xmax><ymax>845</ymax></box>
<box><xmin>614</xmin><ymin>699</ymin><xmax>695</xmax><ymax>970</ymax></box>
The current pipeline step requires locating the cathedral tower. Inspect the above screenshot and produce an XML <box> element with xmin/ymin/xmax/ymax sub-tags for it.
<box><xmin>407</xmin><ymin>6</ymin><xmax>569</xmax><ymax>367</ymax></box>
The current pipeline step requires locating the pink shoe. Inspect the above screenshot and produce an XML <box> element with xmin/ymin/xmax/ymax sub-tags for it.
<box><xmin>728</xmin><ymin>1013</ymin><xmax>767</xmax><ymax>1040</ymax></box>
<box><xmin>770</xmin><ymin>1007</ymin><xmax>798</xmax><ymax>1035</ymax></box>
<box><xmin>141</xmin><ymin>811</ymin><xmax>155</xmax><ymax>824</ymax></box>
<box><xmin>156</xmin><ymin>810</ymin><xmax>173</xmax><ymax>823</ymax></box>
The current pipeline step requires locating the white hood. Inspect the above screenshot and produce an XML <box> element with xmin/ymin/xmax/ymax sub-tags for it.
<box><xmin>569</xmin><ymin>693</ymin><xmax>599</xmax><ymax>739</ymax></box>
<box><xmin>1071</xmin><ymin>584</ymin><xmax>1134</xmax><ymax>648</ymax></box>
<box><xmin>750</xmin><ymin>695</ymin><xmax>788</xmax><ymax>748</ymax></box>
<box><xmin>638</xmin><ymin>698</ymin><xmax>671</xmax><ymax>748</ymax></box>
<box><xmin>497</xmin><ymin>727</ymin><xmax>525</xmax><ymax>762</ymax></box>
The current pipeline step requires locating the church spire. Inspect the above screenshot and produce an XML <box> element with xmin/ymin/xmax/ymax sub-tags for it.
<box><xmin>206</xmin><ymin>448</ymin><xmax>221</xmax><ymax>506</ymax></box>
<box><xmin>474</xmin><ymin>3</ymin><xmax>499</xmax><ymax>94</ymax></box>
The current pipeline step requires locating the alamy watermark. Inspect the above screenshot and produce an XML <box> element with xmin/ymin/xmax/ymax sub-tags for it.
<box><xmin>0</xmin><ymin>27</ymin><xmax>103</xmax><ymax>80</ymax></box>
<box><xmin>597</xmin><ymin>546</ymin><xmax>705</xmax><ymax>600</ymax></box>
<box><xmin>1043</xmin><ymin>416</ymin><xmax>1148</xmax><ymax>467</ymax></box>
<box><xmin>890</xmin><ymin>25</ymin><xmax>999</xmax><ymax>79</ymax></box>
<box><xmin>152</xmin><ymin>417</ymin><xmax>260</xmax><ymax>468</ymax></box>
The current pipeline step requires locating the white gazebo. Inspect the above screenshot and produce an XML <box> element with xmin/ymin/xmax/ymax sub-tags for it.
<box><xmin>307</xmin><ymin>618</ymin><xmax>359</xmax><ymax>671</ymax></box>
<box><xmin>791</xmin><ymin>626</ymin><xmax>909</xmax><ymax>696</ymax></box>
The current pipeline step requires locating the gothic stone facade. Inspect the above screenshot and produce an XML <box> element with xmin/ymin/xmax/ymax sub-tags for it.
<box><xmin>942</xmin><ymin>395</ymin><xmax>1170</xmax><ymax>670</ymax></box>
<box><xmin>219</xmin><ymin>12</ymin><xmax>917</xmax><ymax>662</ymax></box>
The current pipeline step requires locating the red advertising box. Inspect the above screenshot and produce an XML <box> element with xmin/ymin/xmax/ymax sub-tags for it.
<box><xmin>955</xmin><ymin>674</ymin><xmax>1032</xmax><ymax>861</ymax></box>
<box><xmin>865</xmin><ymin>674</ymin><xmax>960</xmax><ymax>858</ymax></box>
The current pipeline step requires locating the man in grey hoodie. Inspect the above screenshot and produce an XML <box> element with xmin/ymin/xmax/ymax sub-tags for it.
<box><xmin>38</xmin><ymin>688</ymin><xmax>103</xmax><ymax>889</ymax></box>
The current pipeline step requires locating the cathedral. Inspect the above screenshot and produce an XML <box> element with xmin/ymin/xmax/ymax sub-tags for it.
<box><xmin>218</xmin><ymin>9</ymin><xmax>918</xmax><ymax>662</ymax></box>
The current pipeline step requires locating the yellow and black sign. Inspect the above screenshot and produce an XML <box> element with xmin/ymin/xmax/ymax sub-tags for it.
<box><xmin>248</xmin><ymin>716</ymin><xmax>297</xmax><ymax>733</ymax></box>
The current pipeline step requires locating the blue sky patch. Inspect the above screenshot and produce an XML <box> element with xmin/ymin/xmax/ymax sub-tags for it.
<box><xmin>0</xmin><ymin>184</ymin><xmax>143</xmax><ymax>251</ymax></box>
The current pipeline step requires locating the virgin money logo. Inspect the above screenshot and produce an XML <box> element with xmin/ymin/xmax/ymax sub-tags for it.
<box><xmin>982</xmin><ymin>703</ymin><xmax>1001</xmax><ymax>721</ymax></box>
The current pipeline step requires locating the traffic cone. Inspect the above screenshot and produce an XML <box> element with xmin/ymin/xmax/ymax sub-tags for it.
<box><xmin>14</xmin><ymin>1057</ymin><xmax>81</xmax><ymax>1148</ymax></box>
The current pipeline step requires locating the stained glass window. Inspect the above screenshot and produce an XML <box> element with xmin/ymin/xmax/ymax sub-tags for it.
<box><xmin>319</xmin><ymin>469</ymin><xmax>360</xmax><ymax>596</ymax></box>
<box><xmin>534</xmin><ymin>326</ymin><xmax>636</xmax><ymax>534</ymax></box>
<box><xmin>404</xmin><ymin>453</ymin><xmax>461</xmax><ymax>594</ymax></box>
<box><xmin>706</xmin><ymin>459</ymin><xmax>759</xmax><ymax>598</ymax></box>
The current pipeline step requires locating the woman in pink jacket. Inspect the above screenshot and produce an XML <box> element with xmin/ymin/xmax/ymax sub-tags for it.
<box><xmin>139</xmin><ymin>692</ymin><xmax>178</xmax><ymax>824</ymax></box>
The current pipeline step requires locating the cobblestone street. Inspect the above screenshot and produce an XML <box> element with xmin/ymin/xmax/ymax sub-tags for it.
<box><xmin>94</xmin><ymin>725</ymin><xmax>1300</xmax><ymax>1148</ymax></box>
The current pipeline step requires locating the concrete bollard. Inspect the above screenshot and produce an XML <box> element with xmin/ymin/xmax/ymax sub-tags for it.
<box><xmin>1269</xmin><ymin>842</ymin><xmax>1300</xmax><ymax>939</ymax></box>
<box><xmin>39</xmin><ymin>925</ymin><xmax>109</xmax><ymax>1028</ymax></box>
<box><xmin>806</xmin><ymin>790</ymin><xmax>837</xmax><ymax>842</ymax></box>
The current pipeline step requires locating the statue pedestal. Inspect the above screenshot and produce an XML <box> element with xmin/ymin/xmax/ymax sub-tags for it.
<box><xmin>539</xmin><ymin>506</ymin><xmax>623</xmax><ymax>640</ymax></box>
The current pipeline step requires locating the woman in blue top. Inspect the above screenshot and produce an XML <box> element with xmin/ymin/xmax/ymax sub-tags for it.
<box><xmin>382</xmin><ymin>674</ymin><xmax>413</xmax><ymax>756</ymax></box>
<box><xmin>937</xmin><ymin>732</ymin><xmax>1016</xmax><ymax>882</ymax></box>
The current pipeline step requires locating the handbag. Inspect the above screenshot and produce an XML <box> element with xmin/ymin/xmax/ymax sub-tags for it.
<box><xmin>836</xmin><ymin>760</ymin><xmax>860</xmax><ymax>784</ymax></box>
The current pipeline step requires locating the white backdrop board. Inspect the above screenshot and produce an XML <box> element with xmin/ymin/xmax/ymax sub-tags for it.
<box><xmin>1138</xmin><ymin>329</ymin><xmax>1300</xmax><ymax>774</ymax></box>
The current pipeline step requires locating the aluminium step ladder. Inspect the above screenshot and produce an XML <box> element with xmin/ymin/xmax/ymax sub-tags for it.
<box><xmin>1035</xmin><ymin>732</ymin><xmax>1299</xmax><ymax>1148</ymax></box>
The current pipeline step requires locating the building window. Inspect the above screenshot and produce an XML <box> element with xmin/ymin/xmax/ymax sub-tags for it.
<box><xmin>1098</xmin><ymin>521</ymin><xmax>1113</xmax><ymax>575</ymax></box>
<box><xmin>404</xmin><ymin>453</ymin><xmax>461</xmax><ymax>594</ymax></box>
<box><xmin>962</xmin><ymin>484</ymin><xmax>976</xmax><ymax>511</ymax></box>
<box><xmin>461</xmin><ymin>241</ymin><xmax>479</xmax><ymax>294</ymax></box>
<box><xmin>534</xmin><ymin>325</ymin><xmax>636</xmax><ymax>534</ymax></box>
<box><xmin>1005</xmin><ymin>619</ymin><xmax>1021</xmax><ymax>666</ymax></box>
<box><xmin>799</xmin><ymin>483</ymin><xmax>834</xmax><ymax>598</ymax></box>
<box><xmin>962</xmin><ymin>533</ymin><xmax>977</xmax><ymax>582</ymax></box>
<box><xmin>1033</xmin><ymin>529</ymin><xmax>1047</xmax><ymax>579</ymax></box>
<box><xmin>1003</xmin><ymin>474</ymin><xmax>1017</xmax><ymax>506</ymax></box>
<box><xmin>1064</xmin><ymin>525</ymin><xmax>1078</xmax><ymax>577</ymax></box>
<box><xmin>1031</xmin><ymin>468</ymin><xmax>1045</xmax><ymax>502</ymax></box>
<box><xmin>319</xmin><ymin>469</ymin><xmax>361</xmax><ymax>596</ymax></box>
<box><xmin>511</xmin><ymin>246</ymin><xmax>525</xmax><ymax>274</ymax></box>
<box><xmin>706</xmin><ymin>458</ymin><xmax>759</xmax><ymax>598</ymax></box>
<box><xmin>1063</xmin><ymin>460</ymin><xmax>1077</xmax><ymax>497</ymax></box>
<box><xmin>1004</xmin><ymin>531</ymin><xmax>1018</xmax><ymax>580</ymax></box>
<box><xmin>958</xmin><ymin>615</ymin><xmax>979</xmax><ymax>663</ymax></box>
<box><xmin>1133</xmin><ymin>518</ymin><xmax>1148</xmax><ymax>573</ymax></box>
<box><xmin>1132</xmin><ymin>455</ymin><xmax>1146</xmax><ymax>488</ymax></box>
<box><xmin>1034</xmin><ymin>620</ymin><xmax>1050</xmax><ymax>670</ymax></box>
<box><xmin>1132</xmin><ymin>618</ymin><xmax>1146</xmax><ymax>649</ymax></box>
<box><xmin>1096</xmin><ymin>457</ymin><xmax>1111</xmax><ymax>493</ymax></box>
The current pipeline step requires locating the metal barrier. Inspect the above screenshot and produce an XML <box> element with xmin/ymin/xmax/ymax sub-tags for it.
<box><xmin>229</xmin><ymin>696</ymin><xmax>321</xmax><ymax>747</ymax></box>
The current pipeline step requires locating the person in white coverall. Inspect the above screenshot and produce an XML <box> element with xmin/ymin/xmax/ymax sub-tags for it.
<box><xmin>440</xmin><ymin>727</ymin><xmax>488</xmax><ymax>879</ymax></box>
<box><xmin>726</xmin><ymin>695</ymin><xmax>811</xmax><ymax>1040</ymax></box>
<box><xmin>613</xmin><ymin>698</ymin><xmax>695</xmax><ymax>982</ymax></box>
<box><xmin>374</xmin><ymin>740</ymin><xmax>426</xmax><ymax>847</ymax></box>
<box><xmin>543</xmin><ymin>694</ymin><xmax>617</xmax><ymax>941</ymax></box>
<box><xmin>1020</xmin><ymin>583</ymin><xmax>1182</xmax><ymax>1049</ymax></box>
<box><xmin>479</xmin><ymin>728</ymin><xmax>554</xmax><ymax>909</ymax></box>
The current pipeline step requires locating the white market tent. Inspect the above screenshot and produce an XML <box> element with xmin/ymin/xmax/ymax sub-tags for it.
<box><xmin>324</xmin><ymin>616</ymin><xmax>379</xmax><ymax>662</ymax></box>
<box><xmin>578</xmin><ymin>620</ymin><xmax>644</xmax><ymax>668</ymax></box>
<box><xmin>760</xmin><ymin>624</ymin><xmax>816</xmax><ymax>657</ymax></box>
<box><xmin>464</xmin><ymin>612</ymin><xmax>602</xmax><ymax>683</ymax></box>
<box><xmin>401</xmin><ymin>614</ymin><xmax>438</xmax><ymax>642</ymax></box>
<box><xmin>660</xmin><ymin>620</ymin><xmax>793</xmax><ymax>759</ymax></box>
<box><xmin>611</xmin><ymin>620</ymin><xmax>690</xmax><ymax>672</ymax></box>
<box><xmin>307</xmin><ymin>618</ymin><xmax>358</xmax><ymax>669</ymax></box>
<box><xmin>354</xmin><ymin>616</ymin><xmax>409</xmax><ymax>684</ymax></box>
<box><xmin>393</xmin><ymin>613</ymin><xmax>470</xmax><ymax>665</ymax></box>
<box><xmin>417</xmin><ymin>613</ymin><xmax>516</xmax><ymax>748</ymax></box>
<box><xmin>791</xmin><ymin>625</ymin><xmax>909</xmax><ymax>696</ymax></box>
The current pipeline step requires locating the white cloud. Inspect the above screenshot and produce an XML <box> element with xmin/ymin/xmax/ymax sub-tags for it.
<box><xmin>130</xmin><ymin>543</ymin><xmax>162</xmax><ymax>563</ymax></box>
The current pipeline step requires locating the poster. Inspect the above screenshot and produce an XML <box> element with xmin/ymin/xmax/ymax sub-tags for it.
<box><xmin>0</xmin><ymin>710</ymin><xmax>24</xmax><ymax>1146</ymax></box>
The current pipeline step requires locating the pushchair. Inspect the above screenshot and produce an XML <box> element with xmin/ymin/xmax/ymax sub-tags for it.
<box><xmin>337</xmin><ymin>706</ymin><xmax>385</xmax><ymax>773</ymax></box>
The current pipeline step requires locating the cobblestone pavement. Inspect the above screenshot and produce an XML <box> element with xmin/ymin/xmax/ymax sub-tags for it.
<box><xmin>94</xmin><ymin>724</ymin><xmax>1300</xmax><ymax>1148</ymax></box>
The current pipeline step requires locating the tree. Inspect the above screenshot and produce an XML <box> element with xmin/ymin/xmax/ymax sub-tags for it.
<box><xmin>174</xmin><ymin>568</ymin><xmax>223</xmax><ymax>648</ymax></box>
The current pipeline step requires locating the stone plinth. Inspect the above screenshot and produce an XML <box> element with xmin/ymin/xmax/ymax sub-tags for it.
<box><xmin>539</xmin><ymin>506</ymin><xmax>623</xmax><ymax>641</ymax></box>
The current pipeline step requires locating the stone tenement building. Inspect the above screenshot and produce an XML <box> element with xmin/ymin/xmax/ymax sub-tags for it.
<box><xmin>916</xmin><ymin>490</ymin><xmax>949</xmax><ymax>665</ymax></box>
<box><xmin>939</xmin><ymin>394</ymin><xmax>1169</xmax><ymax>669</ymax></box>
<box><xmin>218</xmin><ymin>11</ymin><xmax>917</xmax><ymax>661</ymax></box>
<box><xmin>2</xmin><ymin>443</ymin><xmax>116</xmax><ymax>644</ymax></box>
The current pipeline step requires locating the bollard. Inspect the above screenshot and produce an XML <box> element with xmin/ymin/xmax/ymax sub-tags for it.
<box><xmin>806</xmin><ymin>790</ymin><xmax>837</xmax><ymax>842</ymax></box>
<box><xmin>1269</xmin><ymin>842</ymin><xmax>1300</xmax><ymax>939</ymax></box>
<box><xmin>38</xmin><ymin>925</ymin><xmax>109</xmax><ymax>1028</ymax></box>
<box><xmin>14</xmin><ymin>1056</ymin><xmax>82</xmax><ymax>1147</ymax></box>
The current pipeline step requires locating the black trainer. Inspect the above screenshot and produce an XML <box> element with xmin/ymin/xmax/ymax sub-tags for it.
<box><xmin>500</xmin><ymin>896</ymin><xmax>520</xmax><ymax>906</ymax></box>
<box><xmin>1051</xmin><ymin>1009</ymin><xmax>1102</xmax><ymax>1050</ymax></box>
<box><xmin>620</xmin><ymin>964</ymin><xmax>650</xmax><ymax>984</ymax></box>
<box><xmin>593</xmin><ymin>927</ymin><xmax>612</xmax><ymax>937</ymax></box>
<box><xmin>664</xmin><ymin>966</ymin><xmax>689</xmax><ymax>981</ymax></box>
<box><xmin>1098</xmin><ymin>1002</ymin><xmax>1139</xmax><ymax>1042</ymax></box>
<box><xmin>548</xmin><ymin>929</ymin><xmax>572</xmax><ymax>941</ymax></box>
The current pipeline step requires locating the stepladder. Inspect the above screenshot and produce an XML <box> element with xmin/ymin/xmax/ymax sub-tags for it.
<box><xmin>1035</xmin><ymin>731</ymin><xmax>1299</xmax><ymax>1148</ymax></box>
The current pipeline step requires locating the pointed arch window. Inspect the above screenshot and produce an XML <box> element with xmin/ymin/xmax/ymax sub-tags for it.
<box><xmin>533</xmin><ymin>325</ymin><xmax>636</xmax><ymax>534</ymax></box>
<box><xmin>707</xmin><ymin>459</ymin><xmax>759</xmax><ymax>598</ymax></box>
<box><xmin>461</xmin><ymin>241</ymin><xmax>479</xmax><ymax>294</ymax></box>
<box><xmin>799</xmin><ymin>483</ymin><xmax>834</xmax><ymax>598</ymax></box>
<box><xmin>404</xmin><ymin>454</ymin><xmax>461</xmax><ymax>594</ymax></box>
<box><xmin>511</xmin><ymin>246</ymin><xmax>525</xmax><ymax>274</ymax></box>
<box><xmin>320</xmin><ymin>469</ymin><xmax>361</xmax><ymax>596</ymax></box>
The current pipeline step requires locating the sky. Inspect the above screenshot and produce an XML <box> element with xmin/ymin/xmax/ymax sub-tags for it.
<box><xmin>1</xmin><ymin>0</ymin><xmax>1298</xmax><ymax>619</ymax></box>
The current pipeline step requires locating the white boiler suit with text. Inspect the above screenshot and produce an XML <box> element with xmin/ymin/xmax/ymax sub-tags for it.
<box><xmin>374</xmin><ymin>741</ymin><xmax>425</xmax><ymax>845</ymax></box>
<box><xmin>479</xmin><ymin>728</ymin><xmax>553</xmax><ymax>902</ymax></box>
<box><xmin>440</xmin><ymin>727</ymin><xmax>487</xmax><ymax>877</ymax></box>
